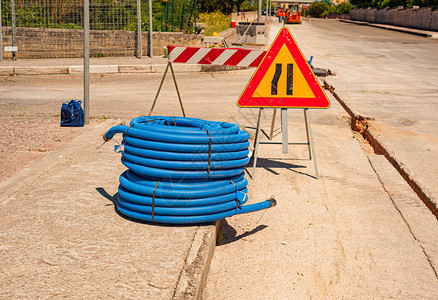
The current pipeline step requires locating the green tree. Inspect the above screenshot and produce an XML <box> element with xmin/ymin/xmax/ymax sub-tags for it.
<box><xmin>338</xmin><ymin>2</ymin><xmax>353</xmax><ymax>13</ymax></box>
<box><xmin>349</xmin><ymin>0</ymin><xmax>373</xmax><ymax>7</ymax></box>
<box><xmin>198</xmin><ymin>0</ymin><xmax>235</xmax><ymax>13</ymax></box>
<box><xmin>321</xmin><ymin>2</ymin><xmax>353</xmax><ymax>16</ymax></box>
<box><xmin>306</xmin><ymin>1</ymin><xmax>330</xmax><ymax>17</ymax></box>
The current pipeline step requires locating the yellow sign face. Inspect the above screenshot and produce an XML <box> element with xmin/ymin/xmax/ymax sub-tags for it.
<box><xmin>252</xmin><ymin>44</ymin><xmax>315</xmax><ymax>99</ymax></box>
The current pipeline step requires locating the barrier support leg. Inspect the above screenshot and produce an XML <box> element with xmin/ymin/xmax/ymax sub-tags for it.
<box><xmin>304</xmin><ymin>108</ymin><xmax>311</xmax><ymax>159</ymax></box>
<box><xmin>304</xmin><ymin>108</ymin><xmax>319</xmax><ymax>179</ymax></box>
<box><xmin>252</xmin><ymin>108</ymin><xmax>264</xmax><ymax>178</ymax></box>
<box><xmin>281</xmin><ymin>108</ymin><xmax>288</xmax><ymax>153</ymax></box>
<box><xmin>252</xmin><ymin>108</ymin><xmax>262</xmax><ymax>155</ymax></box>
<box><xmin>148</xmin><ymin>62</ymin><xmax>170</xmax><ymax>116</ymax></box>
<box><xmin>269</xmin><ymin>108</ymin><xmax>277</xmax><ymax>140</ymax></box>
<box><xmin>169</xmin><ymin>62</ymin><xmax>186</xmax><ymax>117</ymax></box>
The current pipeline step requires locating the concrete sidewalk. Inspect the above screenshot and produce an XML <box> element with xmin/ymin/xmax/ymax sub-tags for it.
<box><xmin>339</xmin><ymin>19</ymin><xmax>438</xmax><ymax>39</ymax></box>
<box><xmin>0</xmin><ymin>120</ymin><xmax>217</xmax><ymax>299</ymax></box>
<box><xmin>0</xmin><ymin>56</ymin><xmax>204</xmax><ymax>76</ymax></box>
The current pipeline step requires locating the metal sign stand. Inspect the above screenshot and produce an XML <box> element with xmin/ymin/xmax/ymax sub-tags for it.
<box><xmin>148</xmin><ymin>45</ymin><xmax>265</xmax><ymax>117</ymax></box>
<box><xmin>252</xmin><ymin>107</ymin><xmax>318</xmax><ymax>179</ymax></box>
<box><xmin>148</xmin><ymin>61</ymin><xmax>186</xmax><ymax>117</ymax></box>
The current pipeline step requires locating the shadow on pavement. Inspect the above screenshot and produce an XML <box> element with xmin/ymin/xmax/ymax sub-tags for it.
<box><xmin>218</xmin><ymin>219</ymin><xmax>267</xmax><ymax>246</ymax></box>
<box><xmin>246</xmin><ymin>157</ymin><xmax>315</xmax><ymax>178</ymax></box>
<box><xmin>96</xmin><ymin>187</ymin><xmax>117</xmax><ymax>205</ymax></box>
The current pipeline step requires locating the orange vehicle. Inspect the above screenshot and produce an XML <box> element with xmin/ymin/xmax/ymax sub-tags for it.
<box><xmin>284</xmin><ymin>4</ymin><xmax>302</xmax><ymax>24</ymax></box>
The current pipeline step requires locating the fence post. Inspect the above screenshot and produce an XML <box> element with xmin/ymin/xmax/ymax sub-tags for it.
<box><xmin>193</xmin><ymin>0</ymin><xmax>197</xmax><ymax>31</ymax></box>
<box><xmin>270</xmin><ymin>0</ymin><xmax>272</xmax><ymax>18</ymax></box>
<box><xmin>11</xmin><ymin>0</ymin><xmax>16</xmax><ymax>60</ymax></box>
<box><xmin>165</xmin><ymin>1</ymin><xmax>168</xmax><ymax>31</ymax></box>
<box><xmin>171</xmin><ymin>0</ymin><xmax>174</xmax><ymax>29</ymax></box>
<box><xmin>149</xmin><ymin>0</ymin><xmax>153</xmax><ymax>57</ymax></box>
<box><xmin>0</xmin><ymin>0</ymin><xmax>3</xmax><ymax>61</ymax></box>
<box><xmin>137</xmin><ymin>0</ymin><xmax>142</xmax><ymax>58</ymax></box>
<box><xmin>180</xmin><ymin>0</ymin><xmax>186</xmax><ymax>30</ymax></box>
<box><xmin>257</xmin><ymin>0</ymin><xmax>261</xmax><ymax>23</ymax></box>
<box><xmin>84</xmin><ymin>0</ymin><xmax>90</xmax><ymax>124</ymax></box>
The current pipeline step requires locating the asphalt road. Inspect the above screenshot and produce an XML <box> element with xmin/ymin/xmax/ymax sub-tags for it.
<box><xmin>0</xmin><ymin>71</ymin><xmax>263</xmax><ymax>123</ymax></box>
<box><xmin>281</xmin><ymin>19</ymin><xmax>438</xmax><ymax>214</ymax></box>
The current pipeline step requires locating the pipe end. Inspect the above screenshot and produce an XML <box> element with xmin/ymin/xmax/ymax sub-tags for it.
<box><xmin>268</xmin><ymin>197</ymin><xmax>277</xmax><ymax>207</ymax></box>
<box><xmin>103</xmin><ymin>133</ymin><xmax>110</xmax><ymax>142</ymax></box>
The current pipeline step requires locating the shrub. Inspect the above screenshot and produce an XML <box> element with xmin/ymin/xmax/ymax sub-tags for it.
<box><xmin>197</xmin><ymin>11</ymin><xmax>230</xmax><ymax>36</ymax></box>
<box><xmin>322</xmin><ymin>2</ymin><xmax>353</xmax><ymax>16</ymax></box>
<box><xmin>307</xmin><ymin>1</ymin><xmax>330</xmax><ymax>18</ymax></box>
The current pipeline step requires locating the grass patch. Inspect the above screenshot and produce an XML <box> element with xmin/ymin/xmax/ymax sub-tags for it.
<box><xmin>197</xmin><ymin>11</ymin><xmax>231</xmax><ymax>36</ymax></box>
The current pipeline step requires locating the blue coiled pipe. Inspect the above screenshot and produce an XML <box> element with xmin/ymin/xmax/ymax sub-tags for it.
<box><xmin>104</xmin><ymin>116</ymin><xmax>276</xmax><ymax>224</ymax></box>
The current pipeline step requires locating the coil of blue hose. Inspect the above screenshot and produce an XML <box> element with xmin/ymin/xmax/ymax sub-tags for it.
<box><xmin>104</xmin><ymin>116</ymin><xmax>276</xmax><ymax>224</ymax></box>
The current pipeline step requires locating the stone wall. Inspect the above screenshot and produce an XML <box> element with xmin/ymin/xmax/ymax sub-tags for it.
<box><xmin>150</xmin><ymin>31</ymin><xmax>201</xmax><ymax>56</ymax></box>
<box><xmin>386</xmin><ymin>8</ymin><xmax>399</xmax><ymax>25</ymax></box>
<box><xmin>430</xmin><ymin>9</ymin><xmax>438</xmax><ymax>30</ymax></box>
<box><xmin>398</xmin><ymin>8</ymin><xmax>413</xmax><ymax>27</ymax></box>
<box><xmin>375</xmin><ymin>8</ymin><xmax>387</xmax><ymax>24</ymax></box>
<box><xmin>366</xmin><ymin>8</ymin><xmax>377</xmax><ymax>22</ymax></box>
<box><xmin>412</xmin><ymin>7</ymin><xmax>432</xmax><ymax>29</ymax></box>
<box><xmin>351</xmin><ymin>8</ymin><xmax>359</xmax><ymax>20</ymax></box>
<box><xmin>351</xmin><ymin>6</ymin><xmax>438</xmax><ymax>32</ymax></box>
<box><xmin>1</xmin><ymin>27</ymin><xmax>202</xmax><ymax>59</ymax></box>
<box><xmin>231</xmin><ymin>11</ymin><xmax>258</xmax><ymax>23</ymax></box>
<box><xmin>361</xmin><ymin>9</ymin><xmax>368</xmax><ymax>21</ymax></box>
<box><xmin>354</xmin><ymin>8</ymin><xmax>365</xmax><ymax>21</ymax></box>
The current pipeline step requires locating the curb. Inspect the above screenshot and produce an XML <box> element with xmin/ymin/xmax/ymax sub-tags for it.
<box><xmin>14</xmin><ymin>66</ymin><xmax>69</xmax><ymax>75</ymax></box>
<box><xmin>173</xmin><ymin>221</ymin><xmax>219</xmax><ymax>300</ymax></box>
<box><xmin>218</xmin><ymin>27</ymin><xmax>237</xmax><ymax>39</ymax></box>
<box><xmin>0</xmin><ymin>63</ymin><xmax>204</xmax><ymax>76</ymax></box>
<box><xmin>339</xmin><ymin>19</ymin><xmax>438</xmax><ymax>38</ymax></box>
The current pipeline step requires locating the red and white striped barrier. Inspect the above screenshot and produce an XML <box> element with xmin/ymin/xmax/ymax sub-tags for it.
<box><xmin>167</xmin><ymin>45</ymin><xmax>266</xmax><ymax>68</ymax></box>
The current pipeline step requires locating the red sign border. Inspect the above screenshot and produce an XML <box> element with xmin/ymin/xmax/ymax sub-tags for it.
<box><xmin>237</xmin><ymin>27</ymin><xmax>331</xmax><ymax>109</ymax></box>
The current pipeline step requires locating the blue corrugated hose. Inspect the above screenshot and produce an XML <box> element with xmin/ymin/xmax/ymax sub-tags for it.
<box><xmin>104</xmin><ymin>116</ymin><xmax>276</xmax><ymax>224</ymax></box>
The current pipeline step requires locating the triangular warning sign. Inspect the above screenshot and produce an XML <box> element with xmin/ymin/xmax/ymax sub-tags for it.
<box><xmin>237</xmin><ymin>27</ymin><xmax>330</xmax><ymax>109</ymax></box>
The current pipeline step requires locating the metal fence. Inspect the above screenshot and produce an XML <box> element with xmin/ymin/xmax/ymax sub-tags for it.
<box><xmin>0</xmin><ymin>0</ymin><xmax>198</xmax><ymax>59</ymax></box>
